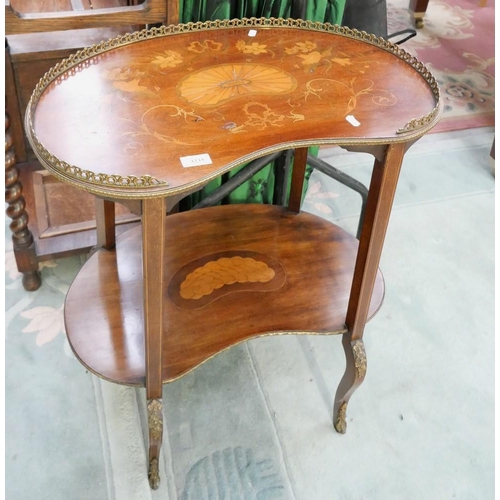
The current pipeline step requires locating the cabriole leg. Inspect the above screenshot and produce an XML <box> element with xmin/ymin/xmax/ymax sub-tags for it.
<box><xmin>335</xmin><ymin>143</ymin><xmax>406</xmax><ymax>433</ymax></box>
<box><xmin>333</xmin><ymin>334</ymin><xmax>367</xmax><ymax>433</ymax></box>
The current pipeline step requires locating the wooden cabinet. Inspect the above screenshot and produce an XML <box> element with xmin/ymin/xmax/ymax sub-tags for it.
<box><xmin>5</xmin><ymin>0</ymin><xmax>173</xmax><ymax>290</ymax></box>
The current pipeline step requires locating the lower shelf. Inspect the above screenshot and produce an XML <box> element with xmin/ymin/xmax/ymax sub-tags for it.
<box><xmin>64</xmin><ymin>204</ymin><xmax>384</xmax><ymax>386</ymax></box>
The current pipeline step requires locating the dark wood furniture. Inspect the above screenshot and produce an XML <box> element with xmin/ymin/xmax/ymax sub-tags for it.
<box><xmin>410</xmin><ymin>0</ymin><xmax>430</xmax><ymax>28</ymax></box>
<box><xmin>26</xmin><ymin>19</ymin><xmax>441</xmax><ymax>489</ymax></box>
<box><xmin>5</xmin><ymin>0</ymin><xmax>177</xmax><ymax>291</ymax></box>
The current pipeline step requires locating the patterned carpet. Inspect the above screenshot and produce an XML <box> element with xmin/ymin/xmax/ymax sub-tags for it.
<box><xmin>388</xmin><ymin>0</ymin><xmax>495</xmax><ymax>132</ymax></box>
<box><xmin>6</xmin><ymin>127</ymin><xmax>495</xmax><ymax>500</ymax></box>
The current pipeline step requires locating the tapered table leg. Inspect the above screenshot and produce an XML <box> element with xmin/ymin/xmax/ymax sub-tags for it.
<box><xmin>334</xmin><ymin>143</ymin><xmax>406</xmax><ymax>432</ymax></box>
<box><xmin>95</xmin><ymin>198</ymin><xmax>116</xmax><ymax>250</ymax></box>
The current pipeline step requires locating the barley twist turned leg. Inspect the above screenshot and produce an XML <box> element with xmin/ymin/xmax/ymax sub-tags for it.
<box><xmin>5</xmin><ymin>111</ymin><xmax>41</xmax><ymax>291</ymax></box>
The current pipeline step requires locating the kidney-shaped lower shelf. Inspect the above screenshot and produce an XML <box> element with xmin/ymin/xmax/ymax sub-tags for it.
<box><xmin>64</xmin><ymin>204</ymin><xmax>384</xmax><ymax>386</ymax></box>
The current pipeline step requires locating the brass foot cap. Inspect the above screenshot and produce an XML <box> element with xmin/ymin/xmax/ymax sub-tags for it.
<box><xmin>148</xmin><ymin>458</ymin><xmax>160</xmax><ymax>490</ymax></box>
<box><xmin>334</xmin><ymin>401</ymin><xmax>347</xmax><ymax>434</ymax></box>
<box><xmin>334</xmin><ymin>418</ymin><xmax>347</xmax><ymax>434</ymax></box>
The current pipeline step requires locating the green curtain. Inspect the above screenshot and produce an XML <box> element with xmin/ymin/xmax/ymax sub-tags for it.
<box><xmin>181</xmin><ymin>0</ymin><xmax>346</xmax><ymax>25</ymax></box>
<box><xmin>178</xmin><ymin>0</ymin><xmax>347</xmax><ymax>208</ymax></box>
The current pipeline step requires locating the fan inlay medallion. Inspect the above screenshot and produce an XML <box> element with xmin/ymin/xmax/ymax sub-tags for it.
<box><xmin>178</xmin><ymin>64</ymin><xmax>297</xmax><ymax>106</ymax></box>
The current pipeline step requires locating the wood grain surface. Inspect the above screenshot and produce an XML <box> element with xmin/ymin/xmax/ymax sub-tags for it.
<box><xmin>64</xmin><ymin>204</ymin><xmax>385</xmax><ymax>385</ymax></box>
<box><xmin>6</xmin><ymin>0</ymin><xmax>167</xmax><ymax>34</ymax></box>
<box><xmin>28</xmin><ymin>22</ymin><xmax>439</xmax><ymax>199</ymax></box>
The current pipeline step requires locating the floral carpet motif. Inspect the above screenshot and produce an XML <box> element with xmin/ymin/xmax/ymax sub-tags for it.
<box><xmin>388</xmin><ymin>0</ymin><xmax>494</xmax><ymax>132</ymax></box>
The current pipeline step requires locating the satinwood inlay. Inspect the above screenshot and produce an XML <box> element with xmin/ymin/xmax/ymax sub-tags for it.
<box><xmin>178</xmin><ymin>64</ymin><xmax>297</xmax><ymax>106</ymax></box>
<box><xmin>180</xmin><ymin>255</ymin><xmax>275</xmax><ymax>299</ymax></box>
<box><xmin>168</xmin><ymin>250</ymin><xmax>286</xmax><ymax>309</ymax></box>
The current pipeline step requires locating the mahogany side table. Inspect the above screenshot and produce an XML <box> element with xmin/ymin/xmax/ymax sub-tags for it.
<box><xmin>25</xmin><ymin>18</ymin><xmax>441</xmax><ymax>489</ymax></box>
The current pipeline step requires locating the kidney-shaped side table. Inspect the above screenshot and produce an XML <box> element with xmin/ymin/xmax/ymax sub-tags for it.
<box><xmin>25</xmin><ymin>18</ymin><xmax>441</xmax><ymax>489</ymax></box>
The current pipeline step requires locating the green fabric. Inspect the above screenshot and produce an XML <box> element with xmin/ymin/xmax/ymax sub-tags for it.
<box><xmin>181</xmin><ymin>148</ymin><xmax>318</xmax><ymax>208</ymax></box>
<box><xmin>181</xmin><ymin>0</ymin><xmax>346</xmax><ymax>24</ymax></box>
<box><xmin>179</xmin><ymin>0</ymin><xmax>346</xmax><ymax>207</ymax></box>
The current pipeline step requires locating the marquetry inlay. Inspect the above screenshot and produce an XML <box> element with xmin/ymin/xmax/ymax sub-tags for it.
<box><xmin>178</xmin><ymin>64</ymin><xmax>297</xmax><ymax>107</ymax></box>
<box><xmin>168</xmin><ymin>250</ymin><xmax>286</xmax><ymax>309</ymax></box>
<box><xmin>180</xmin><ymin>255</ymin><xmax>276</xmax><ymax>299</ymax></box>
<box><xmin>26</xmin><ymin>18</ymin><xmax>441</xmax><ymax>200</ymax></box>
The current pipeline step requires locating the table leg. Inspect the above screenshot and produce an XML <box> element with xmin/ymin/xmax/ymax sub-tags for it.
<box><xmin>5</xmin><ymin>109</ymin><xmax>41</xmax><ymax>291</ymax></box>
<box><xmin>334</xmin><ymin>143</ymin><xmax>406</xmax><ymax>433</ymax></box>
<box><xmin>410</xmin><ymin>0</ymin><xmax>430</xmax><ymax>28</ymax></box>
<box><xmin>95</xmin><ymin>198</ymin><xmax>116</xmax><ymax>250</ymax></box>
<box><xmin>490</xmin><ymin>137</ymin><xmax>495</xmax><ymax>177</ymax></box>
<box><xmin>142</xmin><ymin>197</ymin><xmax>166</xmax><ymax>489</ymax></box>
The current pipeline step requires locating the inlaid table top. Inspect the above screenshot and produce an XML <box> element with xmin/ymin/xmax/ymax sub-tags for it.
<box><xmin>26</xmin><ymin>18</ymin><xmax>441</xmax><ymax>199</ymax></box>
